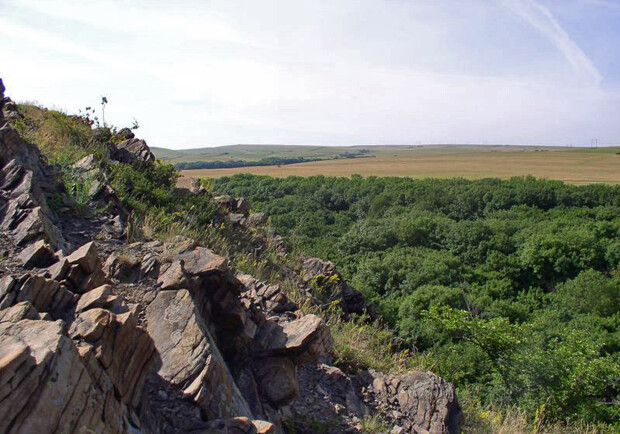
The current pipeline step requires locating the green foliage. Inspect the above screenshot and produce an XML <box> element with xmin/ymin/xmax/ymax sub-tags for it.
<box><xmin>360</xmin><ymin>414</ymin><xmax>391</xmax><ymax>433</ymax></box>
<box><xmin>213</xmin><ymin>174</ymin><xmax>620</xmax><ymax>426</ymax></box>
<box><xmin>61</xmin><ymin>169</ymin><xmax>95</xmax><ymax>212</ymax></box>
<box><xmin>327</xmin><ymin>308</ymin><xmax>427</xmax><ymax>374</ymax></box>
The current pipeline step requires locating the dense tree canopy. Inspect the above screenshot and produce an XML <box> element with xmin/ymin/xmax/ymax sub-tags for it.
<box><xmin>214</xmin><ymin>174</ymin><xmax>620</xmax><ymax>425</ymax></box>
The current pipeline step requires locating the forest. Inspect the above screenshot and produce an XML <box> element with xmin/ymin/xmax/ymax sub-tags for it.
<box><xmin>213</xmin><ymin>174</ymin><xmax>620</xmax><ymax>426</ymax></box>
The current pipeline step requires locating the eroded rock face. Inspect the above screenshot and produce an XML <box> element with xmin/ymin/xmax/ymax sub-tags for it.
<box><xmin>114</xmin><ymin>138</ymin><xmax>156</xmax><ymax>167</ymax></box>
<box><xmin>0</xmin><ymin>158</ymin><xmax>65</xmax><ymax>250</ymax></box>
<box><xmin>146</xmin><ymin>289</ymin><xmax>253</xmax><ymax>420</ymax></box>
<box><xmin>0</xmin><ymin>319</ymin><xmax>128</xmax><ymax>433</ymax></box>
<box><xmin>255</xmin><ymin>314</ymin><xmax>333</xmax><ymax>363</ymax></box>
<box><xmin>0</xmin><ymin>80</ymin><xmax>462</xmax><ymax>433</ymax></box>
<box><xmin>364</xmin><ymin>370</ymin><xmax>463</xmax><ymax>434</ymax></box>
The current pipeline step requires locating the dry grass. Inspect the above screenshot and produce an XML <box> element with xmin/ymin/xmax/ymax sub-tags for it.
<box><xmin>182</xmin><ymin>147</ymin><xmax>620</xmax><ymax>185</ymax></box>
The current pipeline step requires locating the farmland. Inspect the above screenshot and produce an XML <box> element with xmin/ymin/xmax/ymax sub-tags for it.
<box><xmin>164</xmin><ymin>145</ymin><xmax>620</xmax><ymax>184</ymax></box>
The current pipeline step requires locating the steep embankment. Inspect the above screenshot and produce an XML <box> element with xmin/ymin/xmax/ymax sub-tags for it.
<box><xmin>0</xmin><ymin>79</ymin><xmax>462</xmax><ymax>433</ymax></box>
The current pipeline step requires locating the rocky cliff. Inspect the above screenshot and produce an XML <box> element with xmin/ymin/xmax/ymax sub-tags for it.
<box><xmin>0</xmin><ymin>80</ymin><xmax>462</xmax><ymax>433</ymax></box>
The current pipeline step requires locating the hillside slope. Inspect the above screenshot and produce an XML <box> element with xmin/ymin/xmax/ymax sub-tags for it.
<box><xmin>0</xmin><ymin>81</ymin><xmax>463</xmax><ymax>433</ymax></box>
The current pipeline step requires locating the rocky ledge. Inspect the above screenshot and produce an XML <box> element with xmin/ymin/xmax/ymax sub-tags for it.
<box><xmin>0</xmin><ymin>80</ymin><xmax>462</xmax><ymax>433</ymax></box>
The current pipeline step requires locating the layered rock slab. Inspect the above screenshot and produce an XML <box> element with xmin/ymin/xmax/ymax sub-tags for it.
<box><xmin>146</xmin><ymin>288</ymin><xmax>252</xmax><ymax>420</ymax></box>
<box><xmin>0</xmin><ymin>319</ymin><xmax>121</xmax><ymax>433</ymax></box>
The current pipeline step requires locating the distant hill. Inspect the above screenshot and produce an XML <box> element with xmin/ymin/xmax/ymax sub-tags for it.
<box><xmin>151</xmin><ymin>143</ymin><xmax>566</xmax><ymax>166</ymax></box>
<box><xmin>152</xmin><ymin>144</ymin><xmax>378</xmax><ymax>169</ymax></box>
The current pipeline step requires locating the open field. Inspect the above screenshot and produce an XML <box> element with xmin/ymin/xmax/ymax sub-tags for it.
<box><xmin>177</xmin><ymin>145</ymin><xmax>620</xmax><ymax>184</ymax></box>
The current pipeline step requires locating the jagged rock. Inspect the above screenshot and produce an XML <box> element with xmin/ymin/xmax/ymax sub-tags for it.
<box><xmin>0</xmin><ymin>159</ymin><xmax>65</xmax><ymax>248</ymax></box>
<box><xmin>245</xmin><ymin>213</ymin><xmax>268</xmax><ymax>227</ymax></box>
<box><xmin>180</xmin><ymin>246</ymin><xmax>228</xmax><ymax>276</ymax></box>
<box><xmin>70</xmin><ymin>306</ymin><xmax>155</xmax><ymax>408</ymax></box>
<box><xmin>366</xmin><ymin>370</ymin><xmax>463</xmax><ymax>434</ymax></box>
<box><xmin>1</xmin><ymin>274</ymin><xmax>77</xmax><ymax>319</ymax></box>
<box><xmin>238</xmin><ymin>274</ymin><xmax>297</xmax><ymax>314</ymax></box>
<box><xmin>75</xmin><ymin>284</ymin><xmax>118</xmax><ymax>312</ymax></box>
<box><xmin>252</xmin><ymin>420</ymin><xmax>275</xmax><ymax>434</ymax></box>
<box><xmin>114</xmin><ymin>127</ymin><xmax>135</xmax><ymax>141</ymax></box>
<box><xmin>228</xmin><ymin>213</ymin><xmax>246</xmax><ymax>226</ymax></box>
<box><xmin>103</xmin><ymin>251</ymin><xmax>141</xmax><ymax>282</ymax></box>
<box><xmin>253</xmin><ymin>357</ymin><xmax>299</xmax><ymax>406</ymax></box>
<box><xmin>0</xmin><ymin>301</ymin><xmax>40</xmax><ymax>322</ymax></box>
<box><xmin>0</xmin><ymin>276</ymin><xmax>16</xmax><ymax>309</ymax></box>
<box><xmin>0</xmin><ymin>319</ymin><xmax>124</xmax><ymax>433</ymax></box>
<box><xmin>114</xmin><ymin>138</ymin><xmax>155</xmax><ymax>167</ymax></box>
<box><xmin>66</xmin><ymin>241</ymin><xmax>99</xmax><ymax>274</ymax></box>
<box><xmin>72</xmin><ymin>154</ymin><xmax>98</xmax><ymax>172</ymax></box>
<box><xmin>236</xmin><ymin>197</ymin><xmax>251</xmax><ymax>216</ymax></box>
<box><xmin>18</xmin><ymin>239</ymin><xmax>56</xmax><ymax>268</ymax></box>
<box><xmin>52</xmin><ymin>241</ymin><xmax>108</xmax><ymax>294</ymax></box>
<box><xmin>214</xmin><ymin>195</ymin><xmax>237</xmax><ymax>211</ymax></box>
<box><xmin>302</xmin><ymin>257</ymin><xmax>374</xmax><ymax>318</ymax></box>
<box><xmin>141</xmin><ymin>251</ymin><xmax>161</xmax><ymax>278</ymax></box>
<box><xmin>255</xmin><ymin>314</ymin><xmax>333</xmax><ymax>363</ymax></box>
<box><xmin>158</xmin><ymin>259</ymin><xmax>189</xmax><ymax>290</ymax></box>
<box><xmin>145</xmin><ymin>289</ymin><xmax>252</xmax><ymax>419</ymax></box>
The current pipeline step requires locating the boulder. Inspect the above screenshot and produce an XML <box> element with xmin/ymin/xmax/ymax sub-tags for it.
<box><xmin>157</xmin><ymin>260</ymin><xmax>189</xmax><ymax>290</ymax></box>
<box><xmin>65</xmin><ymin>241</ymin><xmax>99</xmax><ymax>274</ymax></box>
<box><xmin>145</xmin><ymin>289</ymin><xmax>252</xmax><ymax>419</ymax></box>
<box><xmin>367</xmin><ymin>371</ymin><xmax>463</xmax><ymax>434</ymax></box>
<box><xmin>5</xmin><ymin>274</ymin><xmax>77</xmax><ymax>319</ymax></box>
<box><xmin>114</xmin><ymin>138</ymin><xmax>155</xmax><ymax>166</ymax></box>
<box><xmin>236</xmin><ymin>197</ymin><xmax>251</xmax><ymax>216</ymax></box>
<box><xmin>255</xmin><ymin>314</ymin><xmax>333</xmax><ymax>363</ymax></box>
<box><xmin>54</xmin><ymin>241</ymin><xmax>107</xmax><ymax>294</ymax></box>
<box><xmin>214</xmin><ymin>195</ymin><xmax>236</xmax><ymax>211</ymax></box>
<box><xmin>113</xmin><ymin>127</ymin><xmax>135</xmax><ymax>141</ymax></box>
<box><xmin>176</xmin><ymin>176</ymin><xmax>206</xmax><ymax>195</ymax></box>
<box><xmin>253</xmin><ymin>357</ymin><xmax>299</xmax><ymax>406</ymax></box>
<box><xmin>228</xmin><ymin>213</ymin><xmax>246</xmax><ymax>226</ymax></box>
<box><xmin>0</xmin><ymin>301</ymin><xmax>40</xmax><ymax>322</ymax></box>
<box><xmin>75</xmin><ymin>284</ymin><xmax>118</xmax><ymax>312</ymax></box>
<box><xmin>252</xmin><ymin>420</ymin><xmax>275</xmax><ymax>434</ymax></box>
<box><xmin>18</xmin><ymin>239</ymin><xmax>56</xmax><ymax>269</ymax></box>
<box><xmin>179</xmin><ymin>247</ymin><xmax>228</xmax><ymax>276</ymax></box>
<box><xmin>71</xmin><ymin>154</ymin><xmax>97</xmax><ymax>172</ymax></box>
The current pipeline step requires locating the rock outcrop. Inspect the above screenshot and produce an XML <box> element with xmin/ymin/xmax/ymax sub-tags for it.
<box><xmin>363</xmin><ymin>370</ymin><xmax>463</xmax><ymax>433</ymax></box>
<box><xmin>302</xmin><ymin>257</ymin><xmax>375</xmax><ymax>319</ymax></box>
<box><xmin>0</xmin><ymin>80</ymin><xmax>461</xmax><ymax>433</ymax></box>
<box><xmin>112</xmin><ymin>138</ymin><xmax>156</xmax><ymax>167</ymax></box>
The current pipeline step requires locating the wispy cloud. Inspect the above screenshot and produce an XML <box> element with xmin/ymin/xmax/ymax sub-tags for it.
<box><xmin>1</xmin><ymin>0</ymin><xmax>618</xmax><ymax>147</ymax></box>
<box><xmin>584</xmin><ymin>0</ymin><xmax>620</xmax><ymax>9</ymax></box>
<box><xmin>500</xmin><ymin>0</ymin><xmax>602</xmax><ymax>87</ymax></box>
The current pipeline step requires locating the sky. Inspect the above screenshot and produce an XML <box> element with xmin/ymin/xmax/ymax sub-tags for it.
<box><xmin>1</xmin><ymin>0</ymin><xmax>619</xmax><ymax>148</ymax></box>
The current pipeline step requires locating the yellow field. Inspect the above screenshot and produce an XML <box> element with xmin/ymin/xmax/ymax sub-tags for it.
<box><xmin>181</xmin><ymin>146</ymin><xmax>620</xmax><ymax>184</ymax></box>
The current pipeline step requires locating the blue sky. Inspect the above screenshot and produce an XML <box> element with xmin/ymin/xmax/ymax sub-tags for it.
<box><xmin>1</xmin><ymin>0</ymin><xmax>619</xmax><ymax>148</ymax></box>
